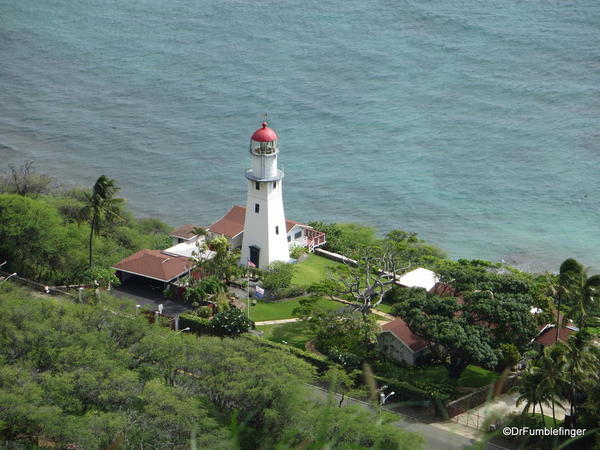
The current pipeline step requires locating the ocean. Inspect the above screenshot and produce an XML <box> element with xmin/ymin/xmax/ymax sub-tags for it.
<box><xmin>1</xmin><ymin>0</ymin><xmax>599</xmax><ymax>273</ymax></box>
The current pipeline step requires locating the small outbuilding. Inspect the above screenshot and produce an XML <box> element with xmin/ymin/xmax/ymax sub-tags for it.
<box><xmin>377</xmin><ymin>318</ymin><xmax>430</xmax><ymax>366</ymax></box>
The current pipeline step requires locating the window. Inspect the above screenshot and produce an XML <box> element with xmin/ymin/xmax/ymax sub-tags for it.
<box><xmin>294</xmin><ymin>231</ymin><xmax>302</xmax><ymax>239</ymax></box>
<box><xmin>255</xmin><ymin>203</ymin><xmax>259</xmax><ymax>213</ymax></box>
<box><xmin>275</xmin><ymin>226</ymin><xmax>279</xmax><ymax>235</ymax></box>
<box><xmin>273</xmin><ymin>181</ymin><xmax>277</xmax><ymax>189</ymax></box>
<box><xmin>255</xmin><ymin>182</ymin><xmax>260</xmax><ymax>190</ymax></box>
<box><xmin>287</xmin><ymin>236</ymin><xmax>291</xmax><ymax>242</ymax></box>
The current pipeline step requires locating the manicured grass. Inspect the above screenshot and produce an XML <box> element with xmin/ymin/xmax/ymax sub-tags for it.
<box><xmin>376</xmin><ymin>303</ymin><xmax>393</xmax><ymax>314</ymax></box>
<box><xmin>257</xmin><ymin>321</ymin><xmax>316</xmax><ymax>349</ymax></box>
<box><xmin>456</xmin><ymin>365</ymin><xmax>501</xmax><ymax>388</ymax></box>
<box><xmin>250</xmin><ymin>296</ymin><xmax>341</xmax><ymax>321</ymax></box>
<box><xmin>291</xmin><ymin>254</ymin><xmax>343</xmax><ymax>287</ymax></box>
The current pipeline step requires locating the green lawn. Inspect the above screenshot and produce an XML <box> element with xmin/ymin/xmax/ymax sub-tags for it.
<box><xmin>376</xmin><ymin>303</ymin><xmax>393</xmax><ymax>314</ymax></box>
<box><xmin>291</xmin><ymin>254</ymin><xmax>342</xmax><ymax>287</ymax></box>
<box><xmin>250</xmin><ymin>296</ymin><xmax>341</xmax><ymax>322</ymax></box>
<box><xmin>256</xmin><ymin>321</ymin><xmax>316</xmax><ymax>349</ymax></box>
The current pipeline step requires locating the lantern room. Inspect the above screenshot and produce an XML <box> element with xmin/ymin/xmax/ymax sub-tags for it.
<box><xmin>249</xmin><ymin>122</ymin><xmax>279</xmax><ymax>155</ymax></box>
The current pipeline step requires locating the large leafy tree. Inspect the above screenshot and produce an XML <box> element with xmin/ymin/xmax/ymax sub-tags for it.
<box><xmin>81</xmin><ymin>175</ymin><xmax>123</xmax><ymax>267</ymax></box>
<box><xmin>395</xmin><ymin>296</ymin><xmax>499</xmax><ymax>378</ymax></box>
<box><xmin>463</xmin><ymin>292</ymin><xmax>538</xmax><ymax>349</ymax></box>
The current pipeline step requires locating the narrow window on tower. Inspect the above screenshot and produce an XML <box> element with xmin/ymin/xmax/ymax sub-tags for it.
<box><xmin>255</xmin><ymin>203</ymin><xmax>260</xmax><ymax>213</ymax></box>
<box><xmin>273</xmin><ymin>181</ymin><xmax>277</xmax><ymax>189</ymax></box>
<box><xmin>275</xmin><ymin>226</ymin><xmax>279</xmax><ymax>235</ymax></box>
<box><xmin>287</xmin><ymin>236</ymin><xmax>291</xmax><ymax>242</ymax></box>
<box><xmin>255</xmin><ymin>182</ymin><xmax>260</xmax><ymax>190</ymax></box>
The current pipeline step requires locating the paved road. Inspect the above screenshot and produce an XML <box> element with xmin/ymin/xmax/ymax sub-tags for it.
<box><xmin>308</xmin><ymin>385</ymin><xmax>517</xmax><ymax>450</ymax></box>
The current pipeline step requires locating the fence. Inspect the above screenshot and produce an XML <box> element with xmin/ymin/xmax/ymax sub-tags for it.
<box><xmin>0</xmin><ymin>269</ymin><xmax>76</xmax><ymax>299</ymax></box>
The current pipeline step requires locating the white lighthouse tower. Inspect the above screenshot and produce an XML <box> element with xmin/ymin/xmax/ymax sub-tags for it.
<box><xmin>240</xmin><ymin>122</ymin><xmax>290</xmax><ymax>268</ymax></box>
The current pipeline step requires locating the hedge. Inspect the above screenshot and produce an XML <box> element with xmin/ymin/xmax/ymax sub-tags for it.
<box><xmin>242</xmin><ymin>334</ymin><xmax>335</xmax><ymax>374</ymax></box>
<box><xmin>373</xmin><ymin>375</ymin><xmax>451</xmax><ymax>416</ymax></box>
<box><xmin>179</xmin><ymin>313</ymin><xmax>212</xmax><ymax>334</ymax></box>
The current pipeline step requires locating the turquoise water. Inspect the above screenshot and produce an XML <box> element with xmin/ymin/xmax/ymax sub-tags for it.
<box><xmin>1</xmin><ymin>0</ymin><xmax>599</xmax><ymax>272</ymax></box>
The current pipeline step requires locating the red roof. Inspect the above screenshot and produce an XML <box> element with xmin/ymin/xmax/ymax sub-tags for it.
<box><xmin>207</xmin><ymin>205</ymin><xmax>246</xmax><ymax>238</ymax></box>
<box><xmin>381</xmin><ymin>318</ymin><xmax>429</xmax><ymax>352</ymax></box>
<box><xmin>207</xmin><ymin>205</ymin><xmax>308</xmax><ymax>238</ymax></box>
<box><xmin>170</xmin><ymin>224</ymin><xmax>200</xmax><ymax>240</ymax></box>
<box><xmin>535</xmin><ymin>325</ymin><xmax>576</xmax><ymax>347</ymax></box>
<box><xmin>112</xmin><ymin>249</ymin><xmax>193</xmax><ymax>282</ymax></box>
<box><xmin>251</xmin><ymin>122</ymin><xmax>278</xmax><ymax>142</ymax></box>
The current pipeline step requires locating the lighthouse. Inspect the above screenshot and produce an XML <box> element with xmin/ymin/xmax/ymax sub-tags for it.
<box><xmin>239</xmin><ymin>122</ymin><xmax>290</xmax><ymax>268</ymax></box>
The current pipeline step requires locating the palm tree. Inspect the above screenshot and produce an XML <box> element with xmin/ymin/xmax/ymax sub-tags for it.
<box><xmin>82</xmin><ymin>176</ymin><xmax>122</xmax><ymax>267</ymax></box>
<box><xmin>536</xmin><ymin>344</ymin><xmax>567</xmax><ymax>426</ymax></box>
<box><xmin>558</xmin><ymin>258</ymin><xmax>600</xmax><ymax>330</ymax></box>
<box><xmin>561</xmin><ymin>330</ymin><xmax>599</xmax><ymax>422</ymax></box>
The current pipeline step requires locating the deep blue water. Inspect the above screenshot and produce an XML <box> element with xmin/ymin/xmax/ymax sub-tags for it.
<box><xmin>1</xmin><ymin>0</ymin><xmax>599</xmax><ymax>272</ymax></box>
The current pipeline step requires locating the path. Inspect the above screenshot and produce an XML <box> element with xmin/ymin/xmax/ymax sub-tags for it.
<box><xmin>255</xmin><ymin>318</ymin><xmax>300</xmax><ymax>325</ymax></box>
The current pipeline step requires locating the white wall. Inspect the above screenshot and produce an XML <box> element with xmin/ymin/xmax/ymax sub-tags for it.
<box><xmin>377</xmin><ymin>332</ymin><xmax>418</xmax><ymax>366</ymax></box>
<box><xmin>240</xmin><ymin>177</ymin><xmax>290</xmax><ymax>268</ymax></box>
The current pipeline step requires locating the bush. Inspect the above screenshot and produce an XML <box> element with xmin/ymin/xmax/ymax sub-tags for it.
<box><xmin>196</xmin><ymin>306</ymin><xmax>212</xmax><ymax>318</ymax></box>
<box><xmin>210</xmin><ymin>307</ymin><xmax>254</xmax><ymax>336</ymax></box>
<box><xmin>261</xmin><ymin>262</ymin><xmax>296</xmax><ymax>294</ymax></box>
<box><xmin>271</xmin><ymin>285</ymin><xmax>306</xmax><ymax>300</ymax></box>
<box><xmin>290</xmin><ymin>245</ymin><xmax>307</xmax><ymax>259</ymax></box>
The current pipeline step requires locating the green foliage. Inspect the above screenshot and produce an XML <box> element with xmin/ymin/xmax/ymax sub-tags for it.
<box><xmin>308</xmin><ymin>310</ymin><xmax>379</xmax><ymax>368</ymax></box>
<box><xmin>210</xmin><ymin>307</ymin><xmax>254</xmax><ymax>336</ymax></box>
<box><xmin>192</xmin><ymin>235</ymin><xmax>241</xmax><ymax>283</ymax></box>
<box><xmin>463</xmin><ymin>292</ymin><xmax>538</xmax><ymax>349</ymax></box>
<box><xmin>261</xmin><ymin>261</ymin><xmax>296</xmax><ymax>294</ymax></box>
<box><xmin>79</xmin><ymin>266</ymin><xmax>121</xmax><ymax>289</ymax></box>
<box><xmin>81</xmin><ymin>175</ymin><xmax>124</xmax><ymax>267</ymax></box>
<box><xmin>184</xmin><ymin>275</ymin><xmax>224</xmax><ymax>303</ymax></box>
<box><xmin>289</xmin><ymin>244</ymin><xmax>307</xmax><ymax>259</ymax></box>
<box><xmin>384</xmin><ymin>286</ymin><xmax>427</xmax><ymax>305</ymax></box>
<box><xmin>179</xmin><ymin>313</ymin><xmax>212</xmax><ymax>334</ymax></box>
<box><xmin>434</xmin><ymin>259</ymin><xmax>532</xmax><ymax>294</ymax></box>
<box><xmin>497</xmin><ymin>343</ymin><xmax>521</xmax><ymax>371</ymax></box>
<box><xmin>394</xmin><ymin>295</ymin><xmax>499</xmax><ymax>378</ymax></box>
<box><xmin>0</xmin><ymin>182</ymin><xmax>171</xmax><ymax>284</ymax></box>
<box><xmin>557</xmin><ymin>258</ymin><xmax>600</xmax><ymax>329</ymax></box>
<box><xmin>308</xmin><ymin>221</ymin><xmax>378</xmax><ymax>255</ymax></box>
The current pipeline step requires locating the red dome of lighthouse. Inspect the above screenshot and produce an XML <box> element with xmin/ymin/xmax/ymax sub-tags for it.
<box><xmin>251</xmin><ymin>122</ymin><xmax>278</xmax><ymax>142</ymax></box>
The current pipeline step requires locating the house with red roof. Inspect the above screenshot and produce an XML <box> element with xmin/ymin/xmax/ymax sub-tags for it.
<box><xmin>377</xmin><ymin>318</ymin><xmax>430</xmax><ymax>366</ymax></box>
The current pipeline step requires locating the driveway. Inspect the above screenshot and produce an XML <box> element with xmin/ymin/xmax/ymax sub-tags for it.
<box><xmin>112</xmin><ymin>279</ymin><xmax>191</xmax><ymax>317</ymax></box>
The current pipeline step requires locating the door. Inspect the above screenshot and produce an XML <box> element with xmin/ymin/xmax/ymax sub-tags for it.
<box><xmin>249</xmin><ymin>245</ymin><xmax>260</xmax><ymax>268</ymax></box>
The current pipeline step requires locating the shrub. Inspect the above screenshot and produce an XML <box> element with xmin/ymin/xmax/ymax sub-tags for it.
<box><xmin>196</xmin><ymin>306</ymin><xmax>212</xmax><ymax>318</ymax></box>
<box><xmin>261</xmin><ymin>262</ymin><xmax>296</xmax><ymax>294</ymax></box>
<box><xmin>290</xmin><ymin>245</ymin><xmax>307</xmax><ymax>259</ymax></box>
<box><xmin>178</xmin><ymin>313</ymin><xmax>212</xmax><ymax>334</ymax></box>
<box><xmin>210</xmin><ymin>307</ymin><xmax>254</xmax><ymax>336</ymax></box>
